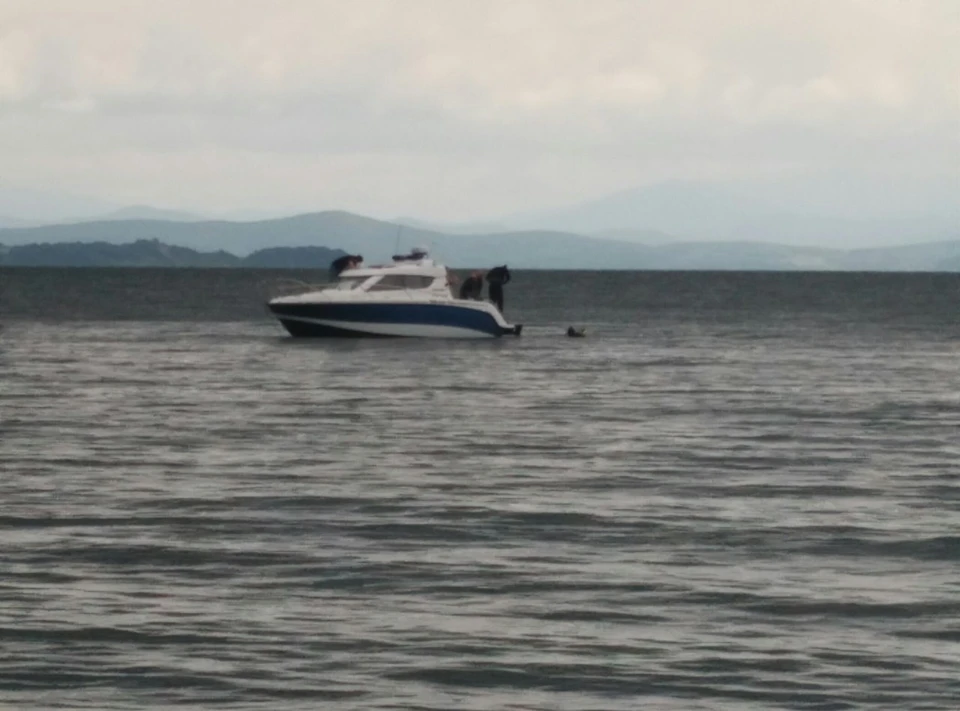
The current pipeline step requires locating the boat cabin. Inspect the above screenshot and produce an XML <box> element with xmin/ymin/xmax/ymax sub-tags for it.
<box><xmin>328</xmin><ymin>271</ymin><xmax>449</xmax><ymax>293</ymax></box>
<box><xmin>326</xmin><ymin>251</ymin><xmax>456</xmax><ymax>298</ymax></box>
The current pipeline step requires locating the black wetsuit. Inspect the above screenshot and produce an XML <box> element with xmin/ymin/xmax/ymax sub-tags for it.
<box><xmin>330</xmin><ymin>254</ymin><xmax>362</xmax><ymax>278</ymax></box>
<box><xmin>486</xmin><ymin>265</ymin><xmax>511</xmax><ymax>311</ymax></box>
<box><xmin>459</xmin><ymin>275</ymin><xmax>483</xmax><ymax>300</ymax></box>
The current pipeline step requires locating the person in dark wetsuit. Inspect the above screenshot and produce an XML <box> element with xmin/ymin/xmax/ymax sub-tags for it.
<box><xmin>330</xmin><ymin>254</ymin><xmax>362</xmax><ymax>278</ymax></box>
<box><xmin>459</xmin><ymin>271</ymin><xmax>484</xmax><ymax>300</ymax></box>
<box><xmin>485</xmin><ymin>264</ymin><xmax>511</xmax><ymax>312</ymax></box>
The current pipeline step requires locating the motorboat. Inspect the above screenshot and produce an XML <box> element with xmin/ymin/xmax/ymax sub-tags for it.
<box><xmin>266</xmin><ymin>248</ymin><xmax>523</xmax><ymax>338</ymax></box>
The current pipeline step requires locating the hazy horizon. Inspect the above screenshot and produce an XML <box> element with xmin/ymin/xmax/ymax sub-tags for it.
<box><xmin>1</xmin><ymin>0</ymin><xmax>957</xmax><ymax>243</ymax></box>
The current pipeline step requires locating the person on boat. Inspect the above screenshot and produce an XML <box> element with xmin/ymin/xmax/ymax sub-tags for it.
<box><xmin>330</xmin><ymin>254</ymin><xmax>362</xmax><ymax>277</ymax></box>
<box><xmin>485</xmin><ymin>264</ymin><xmax>511</xmax><ymax>312</ymax></box>
<box><xmin>446</xmin><ymin>268</ymin><xmax>459</xmax><ymax>292</ymax></box>
<box><xmin>459</xmin><ymin>271</ymin><xmax>484</xmax><ymax>300</ymax></box>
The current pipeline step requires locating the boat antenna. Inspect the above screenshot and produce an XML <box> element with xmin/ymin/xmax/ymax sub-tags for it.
<box><xmin>394</xmin><ymin>224</ymin><xmax>402</xmax><ymax>256</ymax></box>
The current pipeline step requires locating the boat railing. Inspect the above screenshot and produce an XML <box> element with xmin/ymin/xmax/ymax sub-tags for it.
<box><xmin>257</xmin><ymin>277</ymin><xmax>331</xmax><ymax>300</ymax></box>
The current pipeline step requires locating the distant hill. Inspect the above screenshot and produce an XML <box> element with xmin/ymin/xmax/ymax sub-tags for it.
<box><xmin>0</xmin><ymin>210</ymin><xmax>957</xmax><ymax>270</ymax></box>
<box><xmin>394</xmin><ymin>216</ymin><xmax>510</xmax><ymax>235</ymax></box>
<box><xmin>508</xmin><ymin>181</ymin><xmax>778</xmax><ymax>236</ymax></box>
<box><xmin>0</xmin><ymin>205</ymin><xmax>208</xmax><ymax>228</ymax></box>
<box><xmin>242</xmin><ymin>246</ymin><xmax>348</xmax><ymax>268</ymax></box>
<box><xmin>3</xmin><ymin>179</ymin><xmax>956</xmax><ymax>248</ymax></box>
<box><xmin>0</xmin><ymin>239</ymin><xmax>345</xmax><ymax>268</ymax></box>
<box><xmin>0</xmin><ymin>239</ymin><xmax>239</xmax><ymax>267</ymax></box>
<box><xmin>0</xmin><ymin>211</ymin><xmax>445</xmax><ymax>258</ymax></box>
<box><xmin>839</xmin><ymin>241</ymin><xmax>960</xmax><ymax>272</ymax></box>
<box><xmin>87</xmin><ymin>205</ymin><xmax>208</xmax><ymax>222</ymax></box>
<box><xmin>591</xmin><ymin>227</ymin><xmax>683</xmax><ymax>244</ymax></box>
<box><xmin>504</xmin><ymin>180</ymin><xmax>960</xmax><ymax>249</ymax></box>
<box><xmin>0</xmin><ymin>215</ymin><xmax>32</xmax><ymax>228</ymax></box>
<box><xmin>0</xmin><ymin>184</ymin><xmax>117</xmax><ymax>223</ymax></box>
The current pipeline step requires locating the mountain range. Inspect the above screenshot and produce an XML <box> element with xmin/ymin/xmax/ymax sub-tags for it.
<box><xmin>3</xmin><ymin>178</ymin><xmax>957</xmax><ymax>242</ymax></box>
<box><xmin>0</xmin><ymin>239</ymin><xmax>345</xmax><ymax>268</ymax></box>
<box><xmin>1</xmin><ymin>210</ymin><xmax>958</xmax><ymax>270</ymax></box>
<box><xmin>0</xmin><ymin>178</ymin><xmax>956</xmax><ymax>270</ymax></box>
<box><xmin>503</xmin><ymin>181</ymin><xmax>959</xmax><ymax>249</ymax></box>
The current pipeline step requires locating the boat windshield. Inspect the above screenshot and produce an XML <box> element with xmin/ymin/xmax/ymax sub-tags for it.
<box><xmin>329</xmin><ymin>276</ymin><xmax>367</xmax><ymax>291</ymax></box>
<box><xmin>368</xmin><ymin>275</ymin><xmax>436</xmax><ymax>291</ymax></box>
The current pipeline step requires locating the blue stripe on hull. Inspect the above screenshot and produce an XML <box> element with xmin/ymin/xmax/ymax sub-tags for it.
<box><xmin>278</xmin><ymin>319</ymin><xmax>390</xmax><ymax>338</ymax></box>
<box><xmin>269</xmin><ymin>302</ymin><xmax>505</xmax><ymax>338</ymax></box>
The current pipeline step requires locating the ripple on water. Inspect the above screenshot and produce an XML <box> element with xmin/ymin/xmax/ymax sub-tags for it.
<box><xmin>1</xmin><ymin>270</ymin><xmax>959</xmax><ymax>710</ymax></box>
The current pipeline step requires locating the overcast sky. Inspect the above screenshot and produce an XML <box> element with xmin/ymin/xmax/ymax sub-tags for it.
<box><xmin>1</xmin><ymin>0</ymin><xmax>957</xmax><ymax>221</ymax></box>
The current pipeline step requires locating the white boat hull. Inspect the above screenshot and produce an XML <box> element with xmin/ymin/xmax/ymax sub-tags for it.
<box><xmin>267</xmin><ymin>300</ymin><xmax>522</xmax><ymax>339</ymax></box>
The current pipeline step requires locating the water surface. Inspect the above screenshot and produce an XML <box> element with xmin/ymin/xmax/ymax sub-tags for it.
<box><xmin>1</xmin><ymin>268</ymin><xmax>958</xmax><ymax>709</ymax></box>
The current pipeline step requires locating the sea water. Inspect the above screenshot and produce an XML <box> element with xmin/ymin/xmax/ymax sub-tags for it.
<box><xmin>1</xmin><ymin>268</ymin><xmax>958</xmax><ymax>710</ymax></box>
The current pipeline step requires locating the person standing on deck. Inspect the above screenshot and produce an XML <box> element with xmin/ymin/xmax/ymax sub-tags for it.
<box><xmin>458</xmin><ymin>271</ymin><xmax>484</xmax><ymax>300</ymax></box>
<box><xmin>485</xmin><ymin>265</ymin><xmax>511</xmax><ymax>312</ymax></box>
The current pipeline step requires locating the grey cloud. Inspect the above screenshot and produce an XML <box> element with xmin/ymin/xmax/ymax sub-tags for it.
<box><xmin>0</xmin><ymin>0</ymin><xmax>956</xmax><ymax>226</ymax></box>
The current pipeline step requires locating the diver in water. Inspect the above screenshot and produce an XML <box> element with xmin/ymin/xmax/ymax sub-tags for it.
<box><xmin>458</xmin><ymin>271</ymin><xmax>484</xmax><ymax>300</ymax></box>
<box><xmin>485</xmin><ymin>264</ymin><xmax>511</xmax><ymax>312</ymax></box>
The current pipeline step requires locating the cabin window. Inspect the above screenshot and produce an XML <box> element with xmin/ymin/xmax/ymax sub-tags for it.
<box><xmin>369</xmin><ymin>275</ymin><xmax>435</xmax><ymax>290</ymax></box>
<box><xmin>332</xmin><ymin>276</ymin><xmax>366</xmax><ymax>290</ymax></box>
<box><xmin>403</xmin><ymin>276</ymin><xmax>435</xmax><ymax>289</ymax></box>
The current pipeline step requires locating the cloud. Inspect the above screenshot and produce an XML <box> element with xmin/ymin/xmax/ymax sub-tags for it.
<box><xmin>0</xmin><ymin>0</ymin><xmax>956</xmax><ymax>220</ymax></box>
